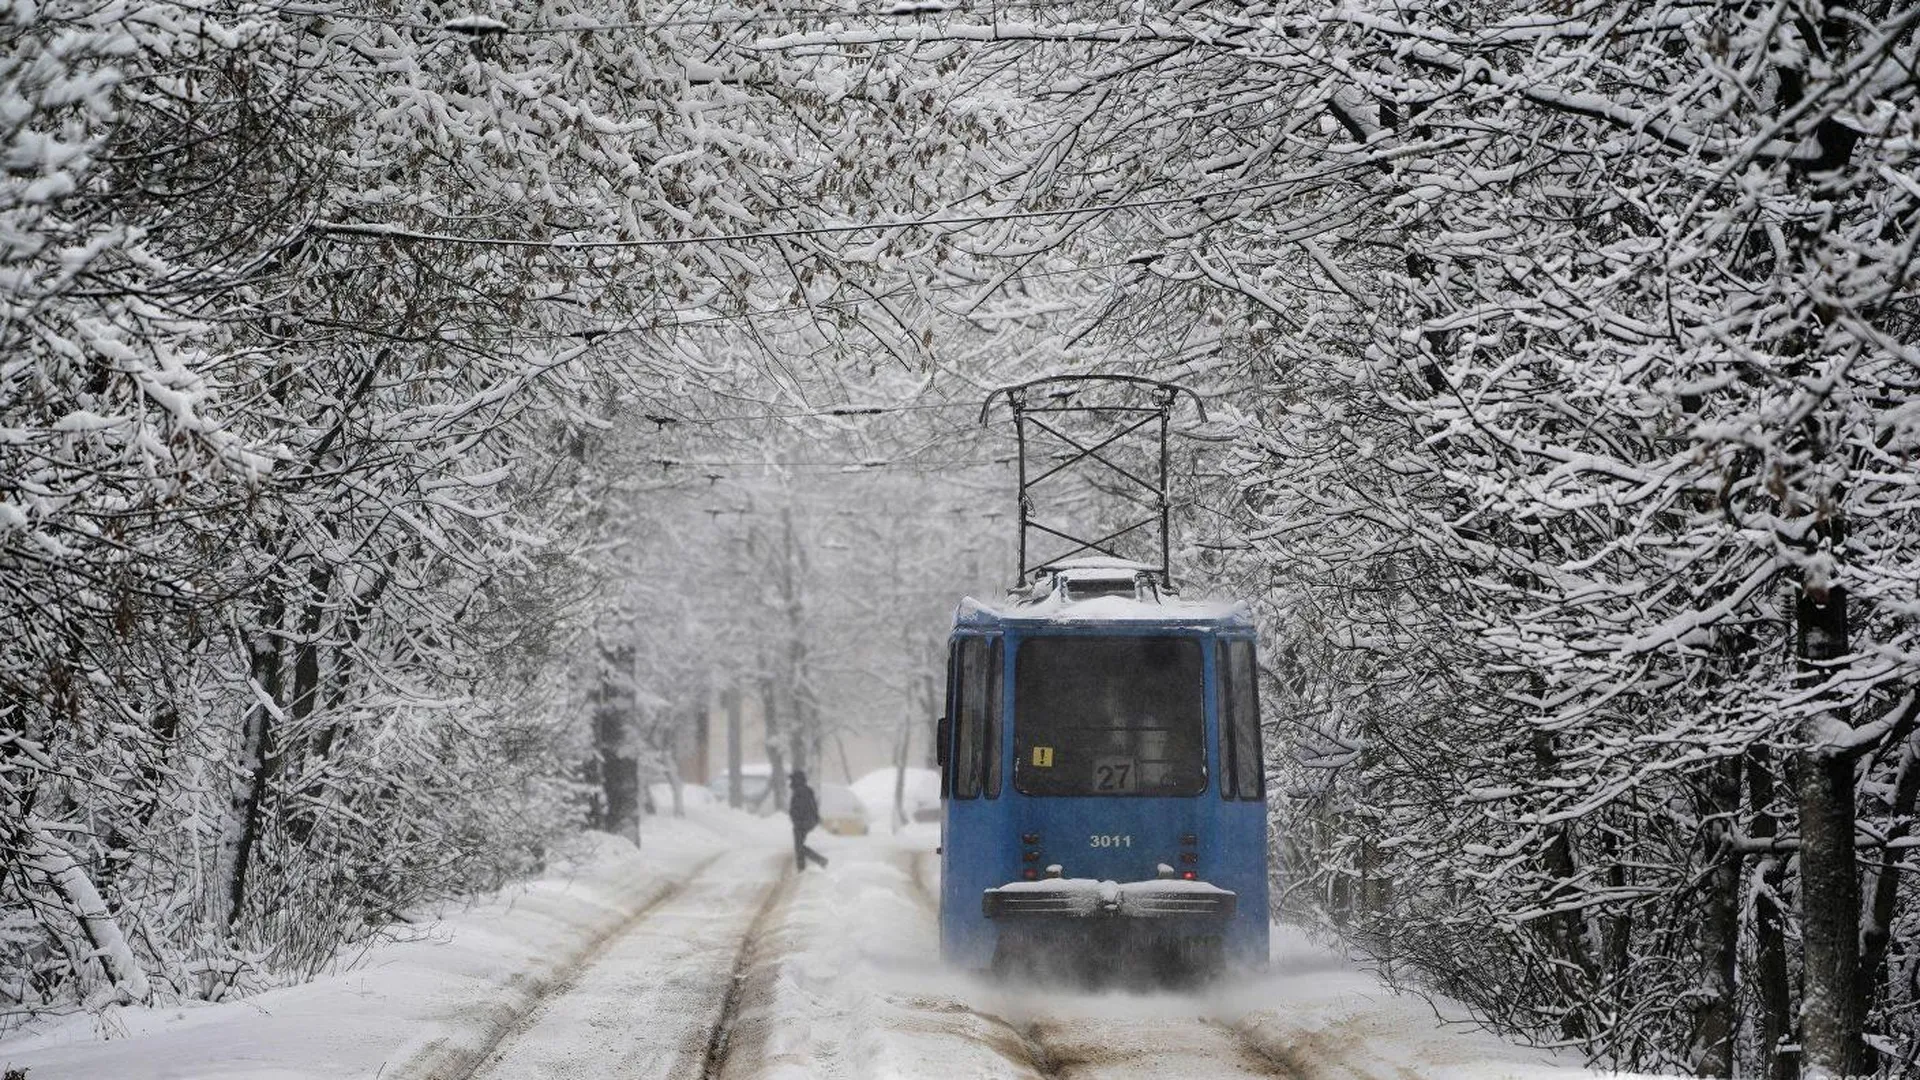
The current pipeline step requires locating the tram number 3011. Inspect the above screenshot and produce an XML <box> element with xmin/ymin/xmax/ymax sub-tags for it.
<box><xmin>1089</xmin><ymin>834</ymin><xmax>1133</xmax><ymax>848</ymax></box>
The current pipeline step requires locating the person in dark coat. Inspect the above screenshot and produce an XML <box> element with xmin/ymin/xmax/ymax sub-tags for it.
<box><xmin>788</xmin><ymin>770</ymin><xmax>828</xmax><ymax>870</ymax></box>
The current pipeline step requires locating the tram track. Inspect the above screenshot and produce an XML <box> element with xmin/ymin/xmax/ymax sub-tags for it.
<box><xmin>700</xmin><ymin>860</ymin><xmax>801</xmax><ymax>1080</ymax></box>
<box><xmin>425</xmin><ymin>836</ymin><xmax>1303</xmax><ymax>1080</ymax></box>
<box><xmin>435</xmin><ymin>846</ymin><xmax>788</xmax><ymax>1080</ymax></box>
<box><xmin>1012</xmin><ymin>1011</ymin><xmax>1296</xmax><ymax>1080</ymax></box>
<box><xmin>393</xmin><ymin>850</ymin><xmax>722</xmax><ymax>1080</ymax></box>
<box><xmin>1201</xmin><ymin>1017</ymin><xmax>1309</xmax><ymax>1080</ymax></box>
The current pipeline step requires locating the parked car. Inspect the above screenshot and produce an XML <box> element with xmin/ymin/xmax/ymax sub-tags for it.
<box><xmin>851</xmin><ymin>766</ymin><xmax>942</xmax><ymax>826</ymax></box>
<box><xmin>817</xmin><ymin>783</ymin><xmax>870</xmax><ymax>836</ymax></box>
<box><xmin>733</xmin><ymin>763</ymin><xmax>777</xmax><ymax>814</ymax></box>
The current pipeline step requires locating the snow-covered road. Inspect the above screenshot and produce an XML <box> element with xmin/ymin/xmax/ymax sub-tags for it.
<box><xmin>1</xmin><ymin>811</ymin><xmax>1634</xmax><ymax>1080</ymax></box>
<box><xmin>703</xmin><ymin>840</ymin><xmax>1294</xmax><ymax>1080</ymax></box>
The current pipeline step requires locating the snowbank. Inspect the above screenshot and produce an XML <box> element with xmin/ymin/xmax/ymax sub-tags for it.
<box><xmin>1222</xmin><ymin>927</ymin><xmax>1662</xmax><ymax>1080</ymax></box>
<box><xmin>0</xmin><ymin>809</ymin><xmax>775</xmax><ymax>1080</ymax></box>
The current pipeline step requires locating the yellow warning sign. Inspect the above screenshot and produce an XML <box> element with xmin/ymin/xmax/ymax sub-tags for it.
<box><xmin>1032</xmin><ymin>746</ymin><xmax>1054</xmax><ymax>768</ymax></box>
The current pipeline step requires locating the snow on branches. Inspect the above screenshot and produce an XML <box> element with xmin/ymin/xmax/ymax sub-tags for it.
<box><xmin>0</xmin><ymin>0</ymin><xmax>997</xmax><ymax>1017</ymax></box>
<box><xmin>780</xmin><ymin>0</ymin><xmax>1916</xmax><ymax>1073</ymax></box>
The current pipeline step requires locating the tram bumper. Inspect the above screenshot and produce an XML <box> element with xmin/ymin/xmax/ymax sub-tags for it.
<box><xmin>981</xmin><ymin>876</ymin><xmax>1236</xmax><ymax>919</ymax></box>
<box><xmin>981</xmin><ymin>876</ymin><xmax>1236</xmax><ymax>982</ymax></box>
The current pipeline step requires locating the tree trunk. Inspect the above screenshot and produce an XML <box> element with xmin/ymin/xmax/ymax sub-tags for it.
<box><xmin>592</xmin><ymin>643</ymin><xmax>639</xmax><ymax>843</ymax></box>
<box><xmin>892</xmin><ymin>712</ymin><xmax>912</xmax><ymax>832</ymax></box>
<box><xmin>1690</xmin><ymin>757</ymin><xmax>1742</xmax><ymax>1078</ymax></box>
<box><xmin>664</xmin><ymin>726</ymin><xmax>685</xmax><ymax>818</ymax></box>
<box><xmin>725</xmin><ymin>687</ymin><xmax>743</xmax><ymax>809</ymax></box>
<box><xmin>1747</xmin><ymin>747</ymin><xmax>1798</xmax><ymax>1080</ymax></box>
<box><xmin>286</xmin><ymin>563</ymin><xmax>333</xmax><ymax>731</ymax></box>
<box><xmin>23</xmin><ymin>825</ymin><xmax>151</xmax><ymax>1002</ymax></box>
<box><xmin>761</xmin><ymin>675</ymin><xmax>787</xmax><ymax>812</ymax></box>
<box><xmin>692</xmin><ymin>705</ymin><xmax>710</xmax><ymax>788</ymax></box>
<box><xmin>1795</xmin><ymin>586</ymin><xmax>1863</xmax><ymax>1080</ymax></box>
<box><xmin>1530</xmin><ymin>729</ymin><xmax>1596</xmax><ymax>1030</ymax></box>
<box><xmin>600</xmin><ymin>749</ymin><xmax>640</xmax><ymax>843</ymax></box>
<box><xmin>1859</xmin><ymin>728</ymin><xmax>1919</xmax><ymax>1072</ymax></box>
<box><xmin>1796</xmin><ymin>744</ymin><xmax>1863</xmax><ymax>1080</ymax></box>
<box><xmin>217</xmin><ymin>579</ymin><xmax>286</xmax><ymax>930</ymax></box>
<box><xmin>281</xmin><ymin>563</ymin><xmax>335</xmax><ymax>845</ymax></box>
<box><xmin>923</xmin><ymin>672</ymin><xmax>940</xmax><ymax>769</ymax></box>
<box><xmin>1770</xmin><ymin>0</ymin><xmax>1873</xmax><ymax>1057</ymax></box>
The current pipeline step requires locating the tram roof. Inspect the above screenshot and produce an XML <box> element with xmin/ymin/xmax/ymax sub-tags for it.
<box><xmin>952</xmin><ymin>591</ymin><xmax>1254</xmax><ymax>631</ymax></box>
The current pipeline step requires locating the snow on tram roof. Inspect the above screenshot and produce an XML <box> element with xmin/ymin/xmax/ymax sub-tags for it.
<box><xmin>954</xmin><ymin>589</ymin><xmax>1251</xmax><ymax>627</ymax></box>
<box><xmin>1047</xmin><ymin>556</ymin><xmax>1156</xmax><ymax>575</ymax></box>
<box><xmin>955</xmin><ymin>557</ymin><xmax>1251</xmax><ymax>627</ymax></box>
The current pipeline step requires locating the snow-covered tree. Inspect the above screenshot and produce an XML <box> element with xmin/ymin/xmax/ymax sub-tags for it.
<box><xmin>765</xmin><ymin>0</ymin><xmax>1918</xmax><ymax>1073</ymax></box>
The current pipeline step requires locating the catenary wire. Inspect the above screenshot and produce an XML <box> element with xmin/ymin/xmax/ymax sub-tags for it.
<box><xmin>308</xmin><ymin>172</ymin><xmax>1329</xmax><ymax>251</ymax></box>
<box><xmin>231</xmin><ymin>0</ymin><xmax>1066</xmax><ymax>34</ymax></box>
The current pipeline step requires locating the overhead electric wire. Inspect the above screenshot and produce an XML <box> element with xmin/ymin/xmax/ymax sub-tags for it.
<box><xmin>652</xmin><ymin>400</ymin><xmax>975</xmax><ymax>424</ymax></box>
<box><xmin>353</xmin><ymin>254</ymin><xmax>1149</xmax><ymax>352</ymax></box>
<box><xmin>309</xmin><ymin>173</ymin><xmax>1321</xmax><ymax>251</ymax></box>
<box><xmin>259</xmin><ymin>0</ymin><xmax>1066</xmax><ymax>36</ymax></box>
<box><xmin>645</xmin><ymin>454</ymin><xmax>1014</xmax><ymax>469</ymax></box>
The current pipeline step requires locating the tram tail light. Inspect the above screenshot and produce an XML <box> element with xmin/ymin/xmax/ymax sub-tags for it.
<box><xmin>1022</xmin><ymin>867</ymin><xmax>1038</xmax><ymax>880</ymax></box>
<box><xmin>1181</xmin><ymin>870</ymin><xmax>1198</xmax><ymax>881</ymax></box>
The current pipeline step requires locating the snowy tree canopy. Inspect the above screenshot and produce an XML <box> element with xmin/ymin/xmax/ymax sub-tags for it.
<box><xmin>4</xmin><ymin>1</ymin><xmax>1918</xmax><ymax>1076</ymax></box>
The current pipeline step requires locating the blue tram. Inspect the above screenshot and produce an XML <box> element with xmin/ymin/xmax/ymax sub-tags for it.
<box><xmin>936</xmin><ymin>558</ymin><xmax>1268</xmax><ymax>981</ymax></box>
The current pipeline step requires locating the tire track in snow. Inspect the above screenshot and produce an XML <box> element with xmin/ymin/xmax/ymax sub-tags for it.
<box><xmin>457</xmin><ymin>846</ymin><xmax>788</xmax><ymax>1080</ymax></box>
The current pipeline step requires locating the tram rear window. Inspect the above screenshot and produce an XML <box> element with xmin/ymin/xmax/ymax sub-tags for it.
<box><xmin>1013</xmin><ymin>635</ymin><xmax>1205</xmax><ymax>797</ymax></box>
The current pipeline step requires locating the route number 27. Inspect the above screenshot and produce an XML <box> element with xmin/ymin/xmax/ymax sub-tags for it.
<box><xmin>1091</xmin><ymin>756</ymin><xmax>1138</xmax><ymax>792</ymax></box>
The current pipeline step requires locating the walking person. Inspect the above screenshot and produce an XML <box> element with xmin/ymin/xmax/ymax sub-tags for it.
<box><xmin>788</xmin><ymin>770</ymin><xmax>828</xmax><ymax>870</ymax></box>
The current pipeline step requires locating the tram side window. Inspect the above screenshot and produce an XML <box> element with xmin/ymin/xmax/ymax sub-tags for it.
<box><xmin>1219</xmin><ymin>639</ymin><xmax>1265</xmax><ymax>800</ymax></box>
<box><xmin>939</xmin><ymin>641</ymin><xmax>956</xmax><ymax>798</ymax></box>
<box><xmin>950</xmin><ymin>637</ymin><xmax>1002</xmax><ymax>799</ymax></box>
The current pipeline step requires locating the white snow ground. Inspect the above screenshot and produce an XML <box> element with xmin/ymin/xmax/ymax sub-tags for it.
<box><xmin>0</xmin><ymin>812</ymin><xmax>774</xmax><ymax>1080</ymax></box>
<box><xmin>1</xmin><ymin>810</ymin><xmax>1659</xmax><ymax>1080</ymax></box>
